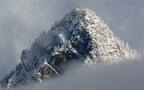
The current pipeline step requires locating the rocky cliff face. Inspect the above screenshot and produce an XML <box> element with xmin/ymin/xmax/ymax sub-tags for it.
<box><xmin>0</xmin><ymin>8</ymin><xmax>137</xmax><ymax>88</ymax></box>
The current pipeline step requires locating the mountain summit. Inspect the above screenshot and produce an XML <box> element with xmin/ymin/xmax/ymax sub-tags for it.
<box><xmin>0</xmin><ymin>8</ymin><xmax>137</xmax><ymax>88</ymax></box>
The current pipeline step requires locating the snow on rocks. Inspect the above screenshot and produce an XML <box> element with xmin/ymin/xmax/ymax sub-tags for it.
<box><xmin>0</xmin><ymin>8</ymin><xmax>137</xmax><ymax>88</ymax></box>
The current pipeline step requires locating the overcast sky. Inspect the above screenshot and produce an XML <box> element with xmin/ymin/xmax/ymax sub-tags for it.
<box><xmin>0</xmin><ymin>0</ymin><xmax>144</xmax><ymax>90</ymax></box>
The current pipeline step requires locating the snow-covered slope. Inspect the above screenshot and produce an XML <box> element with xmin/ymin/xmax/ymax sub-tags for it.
<box><xmin>0</xmin><ymin>8</ymin><xmax>137</xmax><ymax>88</ymax></box>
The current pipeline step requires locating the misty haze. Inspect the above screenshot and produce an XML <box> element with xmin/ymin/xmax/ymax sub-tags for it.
<box><xmin>0</xmin><ymin>0</ymin><xmax>144</xmax><ymax>90</ymax></box>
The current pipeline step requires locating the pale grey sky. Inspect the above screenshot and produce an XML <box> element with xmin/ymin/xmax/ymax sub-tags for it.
<box><xmin>0</xmin><ymin>0</ymin><xmax>144</xmax><ymax>89</ymax></box>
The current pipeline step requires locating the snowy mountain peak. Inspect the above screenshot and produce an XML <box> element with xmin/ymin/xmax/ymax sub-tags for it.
<box><xmin>0</xmin><ymin>8</ymin><xmax>137</xmax><ymax>88</ymax></box>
